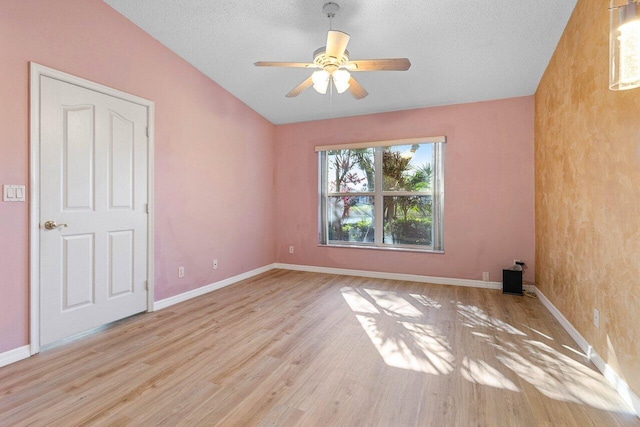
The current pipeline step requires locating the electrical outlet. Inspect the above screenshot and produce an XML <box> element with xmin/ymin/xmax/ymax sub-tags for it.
<box><xmin>178</xmin><ymin>267</ymin><xmax>184</xmax><ymax>278</ymax></box>
<box><xmin>594</xmin><ymin>308</ymin><xmax>600</xmax><ymax>328</ymax></box>
<box><xmin>213</xmin><ymin>259</ymin><xmax>218</xmax><ymax>270</ymax></box>
<box><xmin>289</xmin><ymin>246</ymin><xmax>294</xmax><ymax>254</ymax></box>
<box><xmin>482</xmin><ymin>272</ymin><xmax>490</xmax><ymax>281</ymax></box>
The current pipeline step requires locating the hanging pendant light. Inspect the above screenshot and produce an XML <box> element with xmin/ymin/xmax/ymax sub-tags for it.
<box><xmin>610</xmin><ymin>0</ymin><xmax>640</xmax><ymax>90</ymax></box>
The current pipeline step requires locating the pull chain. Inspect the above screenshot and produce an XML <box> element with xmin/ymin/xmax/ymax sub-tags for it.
<box><xmin>329</xmin><ymin>76</ymin><xmax>334</xmax><ymax>114</ymax></box>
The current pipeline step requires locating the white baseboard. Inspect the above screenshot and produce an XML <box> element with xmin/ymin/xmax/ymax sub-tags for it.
<box><xmin>0</xmin><ymin>345</ymin><xmax>31</xmax><ymax>368</ymax></box>
<box><xmin>275</xmin><ymin>263</ymin><xmax>503</xmax><ymax>290</ymax></box>
<box><xmin>155</xmin><ymin>262</ymin><xmax>509</xmax><ymax>311</ymax></box>
<box><xmin>154</xmin><ymin>263</ymin><xmax>276</xmax><ymax>310</ymax></box>
<box><xmin>155</xmin><ymin>262</ymin><xmax>509</xmax><ymax>312</ymax></box>
<box><xmin>535</xmin><ymin>286</ymin><xmax>640</xmax><ymax>416</ymax></box>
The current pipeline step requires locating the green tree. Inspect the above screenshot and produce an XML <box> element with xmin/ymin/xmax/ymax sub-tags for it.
<box><xmin>382</xmin><ymin>150</ymin><xmax>412</xmax><ymax>223</ymax></box>
<box><xmin>382</xmin><ymin>150</ymin><xmax>433</xmax><ymax>222</ymax></box>
<box><xmin>353</xmin><ymin>149</ymin><xmax>374</xmax><ymax>191</ymax></box>
<box><xmin>328</xmin><ymin>149</ymin><xmax>368</xmax><ymax>240</ymax></box>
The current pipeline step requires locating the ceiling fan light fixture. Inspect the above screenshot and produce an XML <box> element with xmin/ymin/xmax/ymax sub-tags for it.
<box><xmin>254</xmin><ymin>2</ymin><xmax>409</xmax><ymax>99</ymax></box>
<box><xmin>333</xmin><ymin>69</ymin><xmax>351</xmax><ymax>93</ymax></box>
<box><xmin>312</xmin><ymin>70</ymin><xmax>330</xmax><ymax>94</ymax></box>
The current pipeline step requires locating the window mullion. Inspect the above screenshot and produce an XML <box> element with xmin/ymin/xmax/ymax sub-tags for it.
<box><xmin>374</xmin><ymin>147</ymin><xmax>383</xmax><ymax>245</ymax></box>
<box><xmin>433</xmin><ymin>143</ymin><xmax>444</xmax><ymax>250</ymax></box>
<box><xmin>319</xmin><ymin>152</ymin><xmax>328</xmax><ymax>244</ymax></box>
<box><xmin>327</xmin><ymin>192</ymin><xmax>373</xmax><ymax>197</ymax></box>
<box><xmin>381</xmin><ymin>191</ymin><xmax>430</xmax><ymax>197</ymax></box>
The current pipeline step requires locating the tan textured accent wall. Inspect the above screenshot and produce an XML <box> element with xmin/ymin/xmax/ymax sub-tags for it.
<box><xmin>535</xmin><ymin>0</ymin><xmax>640</xmax><ymax>396</ymax></box>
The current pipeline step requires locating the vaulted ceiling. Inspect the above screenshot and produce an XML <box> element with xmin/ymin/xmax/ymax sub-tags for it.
<box><xmin>104</xmin><ymin>0</ymin><xmax>577</xmax><ymax>124</ymax></box>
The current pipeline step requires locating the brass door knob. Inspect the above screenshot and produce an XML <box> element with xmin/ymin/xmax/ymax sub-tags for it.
<box><xmin>44</xmin><ymin>221</ymin><xmax>68</xmax><ymax>230</ymax></box>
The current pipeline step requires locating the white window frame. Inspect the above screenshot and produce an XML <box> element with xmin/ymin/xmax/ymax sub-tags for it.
<box><xmin>317</xmin><ymin>137</ymin><xmax>445</xmax><ymax>252</ymax></box>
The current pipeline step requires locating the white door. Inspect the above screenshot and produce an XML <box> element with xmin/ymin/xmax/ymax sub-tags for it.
<box><xmin>39</xmin><ymin>76</ymin><xmax>149</xmax><ymax>346</ymax></box>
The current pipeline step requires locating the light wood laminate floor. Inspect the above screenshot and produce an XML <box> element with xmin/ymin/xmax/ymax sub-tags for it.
<box><xmin>1</xmin><ymin>270</ymin><xmax>638</xmax><ymax>426</ymax></box>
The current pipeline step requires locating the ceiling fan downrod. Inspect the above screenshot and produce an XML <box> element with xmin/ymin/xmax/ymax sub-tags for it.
<box><xmin>323</xmin><ymin>2</ymin><xmax>340</xmax><ymax>29</ymax></box>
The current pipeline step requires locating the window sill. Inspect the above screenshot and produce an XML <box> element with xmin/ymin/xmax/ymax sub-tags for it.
<box><xmin>318</xmin><ymin>243</ymin><xmax>444</xmax><ymax>254</ymax></box>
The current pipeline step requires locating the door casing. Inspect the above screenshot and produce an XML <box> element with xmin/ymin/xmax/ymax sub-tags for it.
<box><xmin>29</xmin><ymin>63</ymin><xmax>155</xmax><ymax>354</ymax></box>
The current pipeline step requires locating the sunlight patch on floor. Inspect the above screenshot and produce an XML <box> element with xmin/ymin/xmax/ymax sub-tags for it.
<box><xmin>363</xmin><ymin>288</ymin><xmax>423</xmax><ymax>318</ymax></box>
<box><xmin>522</xmin><ymin>324</ymin><xmax>554</xmax><ymax>341</ymax></box>
<box><xmin>409</xmin><ymin>293</ymin><xmax>442</xmax><ymax>309</ymax></box>
<box><xmin>460</xmin><ymin>357</ymin><xmax>520</xmax><ymax>392</ymax></box>
<box><xmin>562</xmin><ymin>344</ymin><xmax>587</xmax><ymax>358</ymax></box>
<box><xmin>495</xmin><ymin>339</ymin><xmax>634</xmax><ymax>414</ymax></box>
<box><xmin>457</xmin><ymin>303</ymin><xmax>526</xmax><ymax>336</ymax></box>
<box><xmin>341</xmin><ymin>287</ymin><xmax>380</xmax><ymax>314</ymax></box>
<box><xmin>340</xmin><ymin>287</ymin><xmax>635</xmax><ymax>414</ymax></box>
<box><xmin>355</xmin><ymin>313</ymin><xmax>454</xmax><ymax>375</ymax></box>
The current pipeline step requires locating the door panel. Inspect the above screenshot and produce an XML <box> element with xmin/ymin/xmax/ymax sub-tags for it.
<box><xmin>63</xmin><ymin>105</ymin><xmax>95</xmax><ymax>211</ymax></box>
<box><xmin>62</xmin><ymin>233</ymin><xmax>95</xmax><ymax>310</ymax></box>
<box><xmin>109</xmin><ymin>111</ymin><xmax>135</xmax><ymax>209</ymax></box>
<box><xmin>40</xmin><ymin>76</ymin><xmax>149</xmax><ymax>346</ymax></box>
<box><xmin>108</xmin><ymin>230</ymin><xmax>134</xmax><ymax>297</ymax></box>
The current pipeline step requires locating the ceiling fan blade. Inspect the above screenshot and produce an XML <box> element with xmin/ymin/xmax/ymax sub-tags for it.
<box><xmin>326</xmin><ymin>30</ymin><xmax>350</xmax><ymax>59</ymax></box>
<box><xmin>254</xmin><ymin>61</ymin><xmax>316</xmax><ymax>68</ymax></box>
<box><xmin>286</xmin><ymin>76</ymin><xmax>314</xmax><ymax>97</ymax></box>
<box><xmin>348</xmin><ymin>77</ymin><xmax>368</xmax><ymax>100</ymax></box>
<box><xmin>347</xmin><ymin>58</ymin><xmax>411</xmax><ymax>71</ymax></box>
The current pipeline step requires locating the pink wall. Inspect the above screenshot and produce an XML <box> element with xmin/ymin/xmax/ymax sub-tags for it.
<box><xmin>0</xmin><ymin>1</ymin><xmax>536</xmax><ymax>357</ymax></box>
<box><xmin>0</xmin><ymin>0</ymin><xmax>276</xmax><ymax>353</ymax></box>
<box><xmin>274</xmin><ymin>97</ymin><xmax>535</xmax><ymax>282</ymax></box>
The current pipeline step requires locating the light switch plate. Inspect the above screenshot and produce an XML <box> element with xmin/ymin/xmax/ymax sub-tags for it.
<box><xmin>3</xmin><ymin>185</ymin><xmax>26</xmax><ymax>202</ymax></box>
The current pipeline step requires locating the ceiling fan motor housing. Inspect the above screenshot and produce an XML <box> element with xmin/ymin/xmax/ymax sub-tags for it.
<box><xmin>313</xmin><ymin>47</ymin><xmax>349</xmax><ymax>74</ymax></box>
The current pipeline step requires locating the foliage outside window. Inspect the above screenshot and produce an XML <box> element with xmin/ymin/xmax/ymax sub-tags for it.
<box><xmin>318</xmin><ymin>138</ymin><xmax>444</xmax><ymax>251</ymax></box>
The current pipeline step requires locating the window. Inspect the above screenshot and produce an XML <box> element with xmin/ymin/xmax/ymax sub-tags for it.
<box><xmin>318</xmin><ymin>137</ymin><xmax>444</xmax><ymax>252</ymax></box>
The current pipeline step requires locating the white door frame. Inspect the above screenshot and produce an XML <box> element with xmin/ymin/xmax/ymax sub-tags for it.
<box><xmin>29</xmin><ymin>63</ymin><xmax>155</xmax><ymax>355</ymax></box>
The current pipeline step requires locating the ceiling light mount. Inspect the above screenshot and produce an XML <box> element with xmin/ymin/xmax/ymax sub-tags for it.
<box><xmin>323</xmin><ymin>2</ymin><xmax>340</xmax><ymax>19</ymax></box>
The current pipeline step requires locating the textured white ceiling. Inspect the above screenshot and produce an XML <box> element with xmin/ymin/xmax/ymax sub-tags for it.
<box><xmin>103</xmin><ymin>0</ymin><xmax>577</xmax><ymax>125</ymax></box>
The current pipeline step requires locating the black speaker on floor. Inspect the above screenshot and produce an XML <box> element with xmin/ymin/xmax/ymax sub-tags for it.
<box><xmin>502</xmin><ymin>269</ymin><xmax>523</xmax><ymax>295</ymax></box>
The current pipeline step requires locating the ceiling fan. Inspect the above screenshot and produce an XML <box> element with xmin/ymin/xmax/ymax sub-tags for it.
<box><xmin>254</xmin><ymin>2</ymin><xmax>411</xmax><ymax>100</ymax></box>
